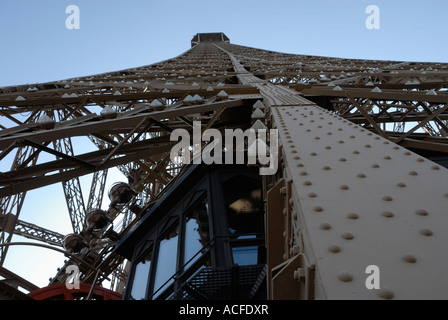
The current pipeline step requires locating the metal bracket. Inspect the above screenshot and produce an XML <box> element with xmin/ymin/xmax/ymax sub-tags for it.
<box><xmin>270</xmin><ymin>253</ymin><xmax>315</xmax><ymax>300</ymax></box>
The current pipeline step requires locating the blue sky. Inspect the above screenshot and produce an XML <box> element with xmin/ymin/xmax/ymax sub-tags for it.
<box><xmin>1</xmin><ymin>0</ymin><xmax>448</xmax><ymax>87</ymax></box>
<box><xmin>1</xmin><ymin>0</ymin><xmax>448</xmax><ymax>290</ymax></box>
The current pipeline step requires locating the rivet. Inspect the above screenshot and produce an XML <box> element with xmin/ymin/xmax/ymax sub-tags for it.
<box><xmin>338</xmin><ymin>272</ymin><xmax>353</xmax><ymax>282</ymax></box>
<box><xmin>409</xmin><ymin>171</ymin><xmax>418</xmax><ymax>176</ymax></box>
<box><xmin>323</xmin><ymin>166</ymin><xmax>331</xmax><ymax>170</ymax></box>
<box><xmin>293</xmin><ymin>156</ymin><xmax>300</xmax><ymax>160</ymax></box>
<box><xmin>350</xmin><ymin>135</ymin><xmax>356</xmax><ymax>139</ymax></box>
<box><xmin>347</xmin><ymin>213</ymin><xmax>359</xmax><ymax>220</ymax></box>
<box><xmin>291</xmin><ymin>150</ymin><xmax>298</xmax><ymax>154</ymax></box>
<box><xmin>315</xmin><ymin>136</ymin><xmax>320</xmax><ymax>140</ymax></box>
<box><xmin>402</xmin><ymin>254</ymin><xmax>417</xmax><ymax>263</ymax></box>
<box><xmin>357</xmin><ymin>173</ymin><xmax>366</xmax><ymax>178</ymax></box>
<box><xmin>299</xmin><ymin>171</ymin><xmax>308</xmax><ymax>176</ymax></box>
<box><xmin>384</xmin><ymin>155</ymin><xmax>391</xmax><ymax>160</ymax></box>
<box><xmin>338</xmin><ymin>140</ymin><xmax>344</xmax><ymax>144</ymax></box>
<box><xmin>383</xmin><ymin>141</ymin><xmax>390</xmax><ymax>145</ymax></box>
<box><xmin>377</xmin><ymin>288</ymin><xmax>394</xmax><ymax>300</ymax></box>
<box><xmin>306</xmin><ymin>129</ymin><xmax>311</xmax><ymax>132</ymax></box>
<box><xmin>313</xmin><ymin>206</ymin><xmax>323</xmax><ymax>212</ymax></box>
<box><xmin>415</xmin><ymin>209</ymin><xmax>428</xmax><ymax>216</ymax></box>
<box><xmin>365</xmin><ymin>144</ymin><xmax>371</xmax><ymax>148</ymax></box>
<box><xmin>431</xmin><ymin>165</ymin><xmax>440</xmax><ymax>170</ymax></box>
<box><xmin>339</xmin><ymin>157</ymin><xmax>347</xmax><ymax>162</ymax></box>
<box><xmin>382</xmin><ymin>211</ymin><xmax>394</xmax><ymax>218</ymax></box>
<box><xmin>296</xmin><ymin>163</ymin><xmax>304</xmax><ymax>167</ymax></box>
<box><xmin>327</xmin><ymin>132</ymin><xmax>333</xmax><ymax>135</ymax></box>
<box><xmin>404</xmin><ymin>151</ymin><xmax>411</xmax><ymax>156</ymax></box>
<box><xmin>303</xmin><ymin>181</ymin><xmax>312</xmax><ymax>186</ymax></box>
<box><xmin>353</xmin><ymin>150</ymin><xmax>360</xmax><ymax>154</ymax></box>
<box><xmin>308</xmin><ymin>192</ymin><xmax>317</xmax><ymax>198</ymax></box>
<box><xmin>291</xmin><ymin>245</ymin><xmax>300</xmax><ymax>255</ymax></box>
<box><xmin>372</xmin><ymin>164</ymin><xmax>380</xmax><ymax>168</ymax></box>
<box><xmin>393</xmin><ymin>145</ymin><xmax>399</xmax><ymax>149</ymax></box>
<box><xmin>325</xmin><ymin>146</ymin><xmax>332</xmax><ymax>150</ymax></box>
<box><xmin>382</xmin><ymin>196</ymin><xmax>393</xmax><ymax>201</ymax></box>
<box><xmin>320</xmin><ymin>223</ymin><xmax>332</xmax><ymax>230</ymax></box>
<box><xmin>416</xmin><ymin>157</ymin><xmax>424</xmax><ymax>162</ymax></box>
<box><xmin>328</xmin><ymin>245</ymin><xmax>341</xmax><ymax>253</ymax></box>
<box><xmin>419</xmin><ymin>228</ymin><xmax>433</xmax><ymax>236</ymax></box>
<box><xmin>341</xmin><ymin>232</ymin><xmax>354</xmax><ymax>240</ymax></box>
<box><xmin>311</xmin><ymin>152</ymin><xmax>317</xmax><ymax>156</ymax></box>
<box><xmin>340</xmin><ymin>185</ymin><xmax>349</xmax><ymax>190</ymax></box>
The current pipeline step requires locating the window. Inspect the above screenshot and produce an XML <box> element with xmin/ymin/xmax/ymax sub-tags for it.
<box><xmin>130</xmin><ymin>251</ymin><xmax>152</xmax><ymax>300</ymax></box>
<box><xmin>232</xmin><ymin>245</ymin><xmax>259</xmax><ymax>265</ymax></box>
<box><xmin>184</xmin><ymin>197</ymin><xmax>210</xmax><ymax>269</ymax></box>
<box><xmin>222</xmin><ymin>174</ymin><xmax>265</xmax><ymax>266</ymax></box>
<box><xmin>153</xmin><ymin>225</ymin><xmax>179</xmax><ymax>298</ymax></box>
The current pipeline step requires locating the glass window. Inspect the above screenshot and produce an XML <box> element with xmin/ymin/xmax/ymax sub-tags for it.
<box><xmin>152</xmin><ymin>226</ymin><xmax>179</xmax><ymax>298</ymax></box>
<box><xmin>223</xmin><ymin>174</ymin><xmax>265</xmax><ymax>266</ymax></box>
<box><xmin>130</xmin><ymin>252</ymin><xmax>152</xmax><ymax>300</ymax></box>
<box><xmin>184</xmin><ymin>198</ymin><xmax>210</xmax><ymax>268</ymax></box>
<box><xmin>231</xmin><ymin>234</ymin><xmax>263</xmax><ymax>266</ymax></box>
<box><xmin>223</xmin><ymin>175</ymin><xmax>264</xmax><ymax>237</ymax></box>
<box><xmin>232</xmin><ymin>246</ymin><xmax>259</xmax><ymax>266</ymax></box>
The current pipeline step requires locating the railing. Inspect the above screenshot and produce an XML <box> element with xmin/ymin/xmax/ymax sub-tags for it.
<box><xmin>147</xmin><ymin>233</ymin><xmax>265</xmax><ymax>300</ymax></box>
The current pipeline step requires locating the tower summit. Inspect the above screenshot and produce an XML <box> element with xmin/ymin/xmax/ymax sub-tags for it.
<box><xmin>191</xmin><ymin>32</ymin><xmax>230</xmax><ymax>47</ymax></box>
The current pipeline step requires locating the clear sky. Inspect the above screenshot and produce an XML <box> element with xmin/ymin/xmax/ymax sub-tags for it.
<box><xmin>1</xmin><ymin>0</ymin><xmax>448</xmax><ymax>87</ymax></box>
<box><xmin>0</xmin><ymin>0</ymin><xmax>448</xmax><ymax>291</ymax></box>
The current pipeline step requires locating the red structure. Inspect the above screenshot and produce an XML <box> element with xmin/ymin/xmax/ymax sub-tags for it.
<box><xmin>28</xmin><ymin>283</ymin><xmax>122</xmax><ymax>300</ymax></box>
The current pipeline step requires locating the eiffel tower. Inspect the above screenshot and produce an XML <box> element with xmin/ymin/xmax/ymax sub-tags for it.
<box><xmin>0</xmin><ymin>32</ymin><xmax>447</xmax><ymax>300</ymax></box>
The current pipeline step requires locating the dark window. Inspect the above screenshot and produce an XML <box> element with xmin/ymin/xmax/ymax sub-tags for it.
<box><xmin>130</xmin><ymin>251</ymin><xmax>152</xmax><ymax>300</ymax></box>
<box><xmin>184</xmin><ymin>197</ymin><xmax>210</xmax><ymax>269</ymax></box>
<box><xmin>222</xmin><ymin>174</ymin><xmax>265</xmax><ymax>266</ymax></box>
<box><xmin>232</xmin><ymin>245</ymin><xmax>259</xmax><ymax>265</ymax></box>
<box><xmin>153</xmin><ymin>225</ymin><xmax>179</xmax><ymax>298</ymax></box>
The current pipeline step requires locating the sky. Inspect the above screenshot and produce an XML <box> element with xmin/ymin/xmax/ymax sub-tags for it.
<box><xmin>0</xmin><ymin>0</ymin><xmax>448</xmax><ymax>292</ymax></box>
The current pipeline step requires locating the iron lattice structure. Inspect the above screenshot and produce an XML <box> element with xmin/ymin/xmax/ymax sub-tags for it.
<box><xmin>1</xmin><ymin>33</ymin><xmax>448</xmax><ymax>299</ymax></box>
